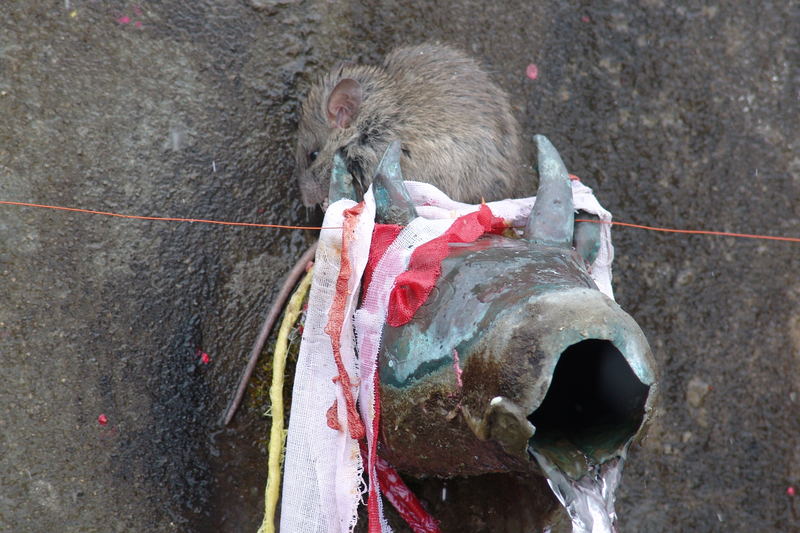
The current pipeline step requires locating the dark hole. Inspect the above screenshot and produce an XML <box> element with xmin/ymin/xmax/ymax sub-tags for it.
<box><xmin>528</xmin><ymin>339</ymin><xmax>649</xmax><ymax>461</ymax></box>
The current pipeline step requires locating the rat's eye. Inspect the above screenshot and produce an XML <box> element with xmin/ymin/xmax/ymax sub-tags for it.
<box><xmin>308</xmin><ymin>150</ymin><xmax>319</xmax><ymax>163</ymax></box>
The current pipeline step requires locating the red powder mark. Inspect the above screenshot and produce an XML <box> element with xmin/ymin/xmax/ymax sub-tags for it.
<box><xmin>117</xmin><ymin>15</ymin><xmax>131</xmax><ymax>24</ymax></box>
<box><xmin>195</xmin><ymin>348</ymin><xmax>211</xmax><ymax>364</ymax></box>
<box><xmin>452</xmin><ymin>349</ymin><xmax>463</xmax><ymax>389</ymax></box>
<box><xmin>581</xmin><ymin>15</ymin><xmax>591</xmax><ymax>23</ymax></box>
<box><xmin>134</xmin><ymin>21</ymin><xmax>143</xmax><ymax>29</ymax></box>
<box><xmin>788</xmin><ymin>486</ymin><xmax>796</xmax><ymax>497</ymax></box>
<box><xmin>98</xmin><ymin>414</ymin><xmax>108</xmax><ymax>426</ymax></box>
<box><xmin>526</xmin><ymin>63</ymin><xmax>539</xmax><ymax>80</ymax></box>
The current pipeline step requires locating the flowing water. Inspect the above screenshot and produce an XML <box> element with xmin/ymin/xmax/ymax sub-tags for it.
<box><xmin>530</xmin><ymin>445</ymin><xmax>629</xmax><ymax>533</ymax></box>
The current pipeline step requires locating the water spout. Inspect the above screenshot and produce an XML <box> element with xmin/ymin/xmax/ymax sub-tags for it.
<box><xmin>530</xmin><ymin>446</ymin><xmax>628</xmax><ymax>533</ymax></box>
<box><xmin>527</xmin><ymin>339</ymin><xmax>648</xmax><ymax>532</ymax></box>
<box><xmin>527</xmin><ymin>339</ymin><xmax>648</xmax><ymax>478</ymax></box>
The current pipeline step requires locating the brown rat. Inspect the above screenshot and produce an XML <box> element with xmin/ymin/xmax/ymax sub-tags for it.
<box><xmin>228</xmin><ymin>45</ymin><xmax>528</xmax><ymax>423</ymax></box>
<box><xmin>295</xmin><ymin>43</ymin><xmax>530</xmax><ymax>207</ymax></box>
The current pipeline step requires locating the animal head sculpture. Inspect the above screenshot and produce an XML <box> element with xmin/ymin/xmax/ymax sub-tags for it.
<box><xmin>330</xmin><ymin>136</ymin><xmax>657</xmax><ymax>483</ymax></box>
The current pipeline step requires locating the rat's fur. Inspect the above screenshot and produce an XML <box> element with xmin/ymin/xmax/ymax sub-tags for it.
<box><xmin>295</xmin><ymin>43</ymin><xmax>529</xmax><ymax>206</ymax></box>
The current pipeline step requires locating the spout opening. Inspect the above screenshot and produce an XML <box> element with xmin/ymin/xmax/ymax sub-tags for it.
<box><xmin>528</xmin><ymin>339</ymin><xmax>649</xmax><ymax>468</ymax></box>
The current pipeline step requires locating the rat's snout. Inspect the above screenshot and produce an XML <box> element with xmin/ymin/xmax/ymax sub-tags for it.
<box><xmin>297</xmin><ymin>169</ymin><xmax>328</xmax><ymax>208</ymax></box>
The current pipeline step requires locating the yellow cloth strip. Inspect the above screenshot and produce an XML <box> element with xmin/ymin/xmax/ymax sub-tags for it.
<box><xmin>258</xmin><ymin>266</ymin><xmax>314</xmax><ymax>533</ymax></box>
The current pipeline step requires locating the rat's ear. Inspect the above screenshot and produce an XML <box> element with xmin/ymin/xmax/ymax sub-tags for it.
<box><xmin>327</xmin><ymin>78</ymin><xmax>362</xmax><ymax>128</ymax></box>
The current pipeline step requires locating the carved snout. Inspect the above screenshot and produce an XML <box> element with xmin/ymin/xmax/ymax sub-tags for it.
<box><xmin>471</xmin><ymin>288</ymin><xmax>656</xmax><ymax>476</ymax></box>
<box><xmin>379</xmin><ymin>286</ymin><xmax>657</xmax><ymax>479</ymax></box>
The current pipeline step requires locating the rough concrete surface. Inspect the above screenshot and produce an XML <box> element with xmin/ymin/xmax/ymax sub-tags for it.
<box><xmin>1</xmin><ymin>1</ymin><xmax>798</xmax><ymax>532</ymax></box>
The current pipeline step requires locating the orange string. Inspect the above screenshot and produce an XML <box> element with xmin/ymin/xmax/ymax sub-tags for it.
<box><xmin>0</xmin><ymin>200</ymin><xmax>335</xmax><ymax>230</ymax></box>
<box><xmin>2</xmin><ymin>200</ymin><xmax>797</xmax><ymax>243</ymax></box>
<box><xmin>575</xmin><ymin>219</ymin><xmax>800</xmax><ymax>243</ymax></box>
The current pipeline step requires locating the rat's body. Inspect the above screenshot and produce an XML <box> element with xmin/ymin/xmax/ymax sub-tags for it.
<box><xmin>295</xmin><ymin>43</ymin><xmax>529</xmax><ymax>207</ymax></box>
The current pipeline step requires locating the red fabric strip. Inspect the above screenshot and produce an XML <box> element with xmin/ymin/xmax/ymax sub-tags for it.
<box><xmin>362</xmin><ymin>224</ymin><xmax>403</xmax><ymax>296</ymax></box>
<box><xmin>387</xmin><ymin>205</ymin><xmax>506</xmax><ymax>327</ymax></box>
<box><xmin>323</xmin><ymin>203</ymin><xmax>366</xmax><ymax>440</ymax></box>
<box><xmin>376</xmin><ymin>455</ymin><xmax>441</xmax><ymax>532</ymax></box>
<box><xmin>362</xmin><ymin>225</ymin><xmax>398</xmax><ymax>532</ymax></box>
<box><xmin>358</xmin><ymin>442</ymin><xmax>442</xmax><ymax>533</ymax></box>
<box><xmin>360</xmin><ymin>222</ymin><xmax>441</xmax><ymax>532</ymax></box>
<box><xmin>366</xmin><ymin>368</ymin><xmax>381</xmax><ymax>533</ymax></box>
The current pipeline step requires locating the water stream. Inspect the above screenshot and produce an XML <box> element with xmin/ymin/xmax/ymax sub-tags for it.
<box><xmin>530</xmin><ymin>444</ymin><xmax>629</xmax><ymax>533</ymax></box>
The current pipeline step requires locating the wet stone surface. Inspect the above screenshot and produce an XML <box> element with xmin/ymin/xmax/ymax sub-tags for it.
<box><xmin>1</xmin><ymin>1</ymin><xmax>798</xmax><ymax>532</ymax></box>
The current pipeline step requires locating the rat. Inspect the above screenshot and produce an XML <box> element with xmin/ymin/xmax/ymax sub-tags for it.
<box><xmin>294</xmin><ymin>43</ymin><xmax>530</xmax><ymax>207</ymax></box>
<box><xmin>226</xmin><ymin>45</ymin><xmax>532</xmax><ymax>425</ymax></box>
